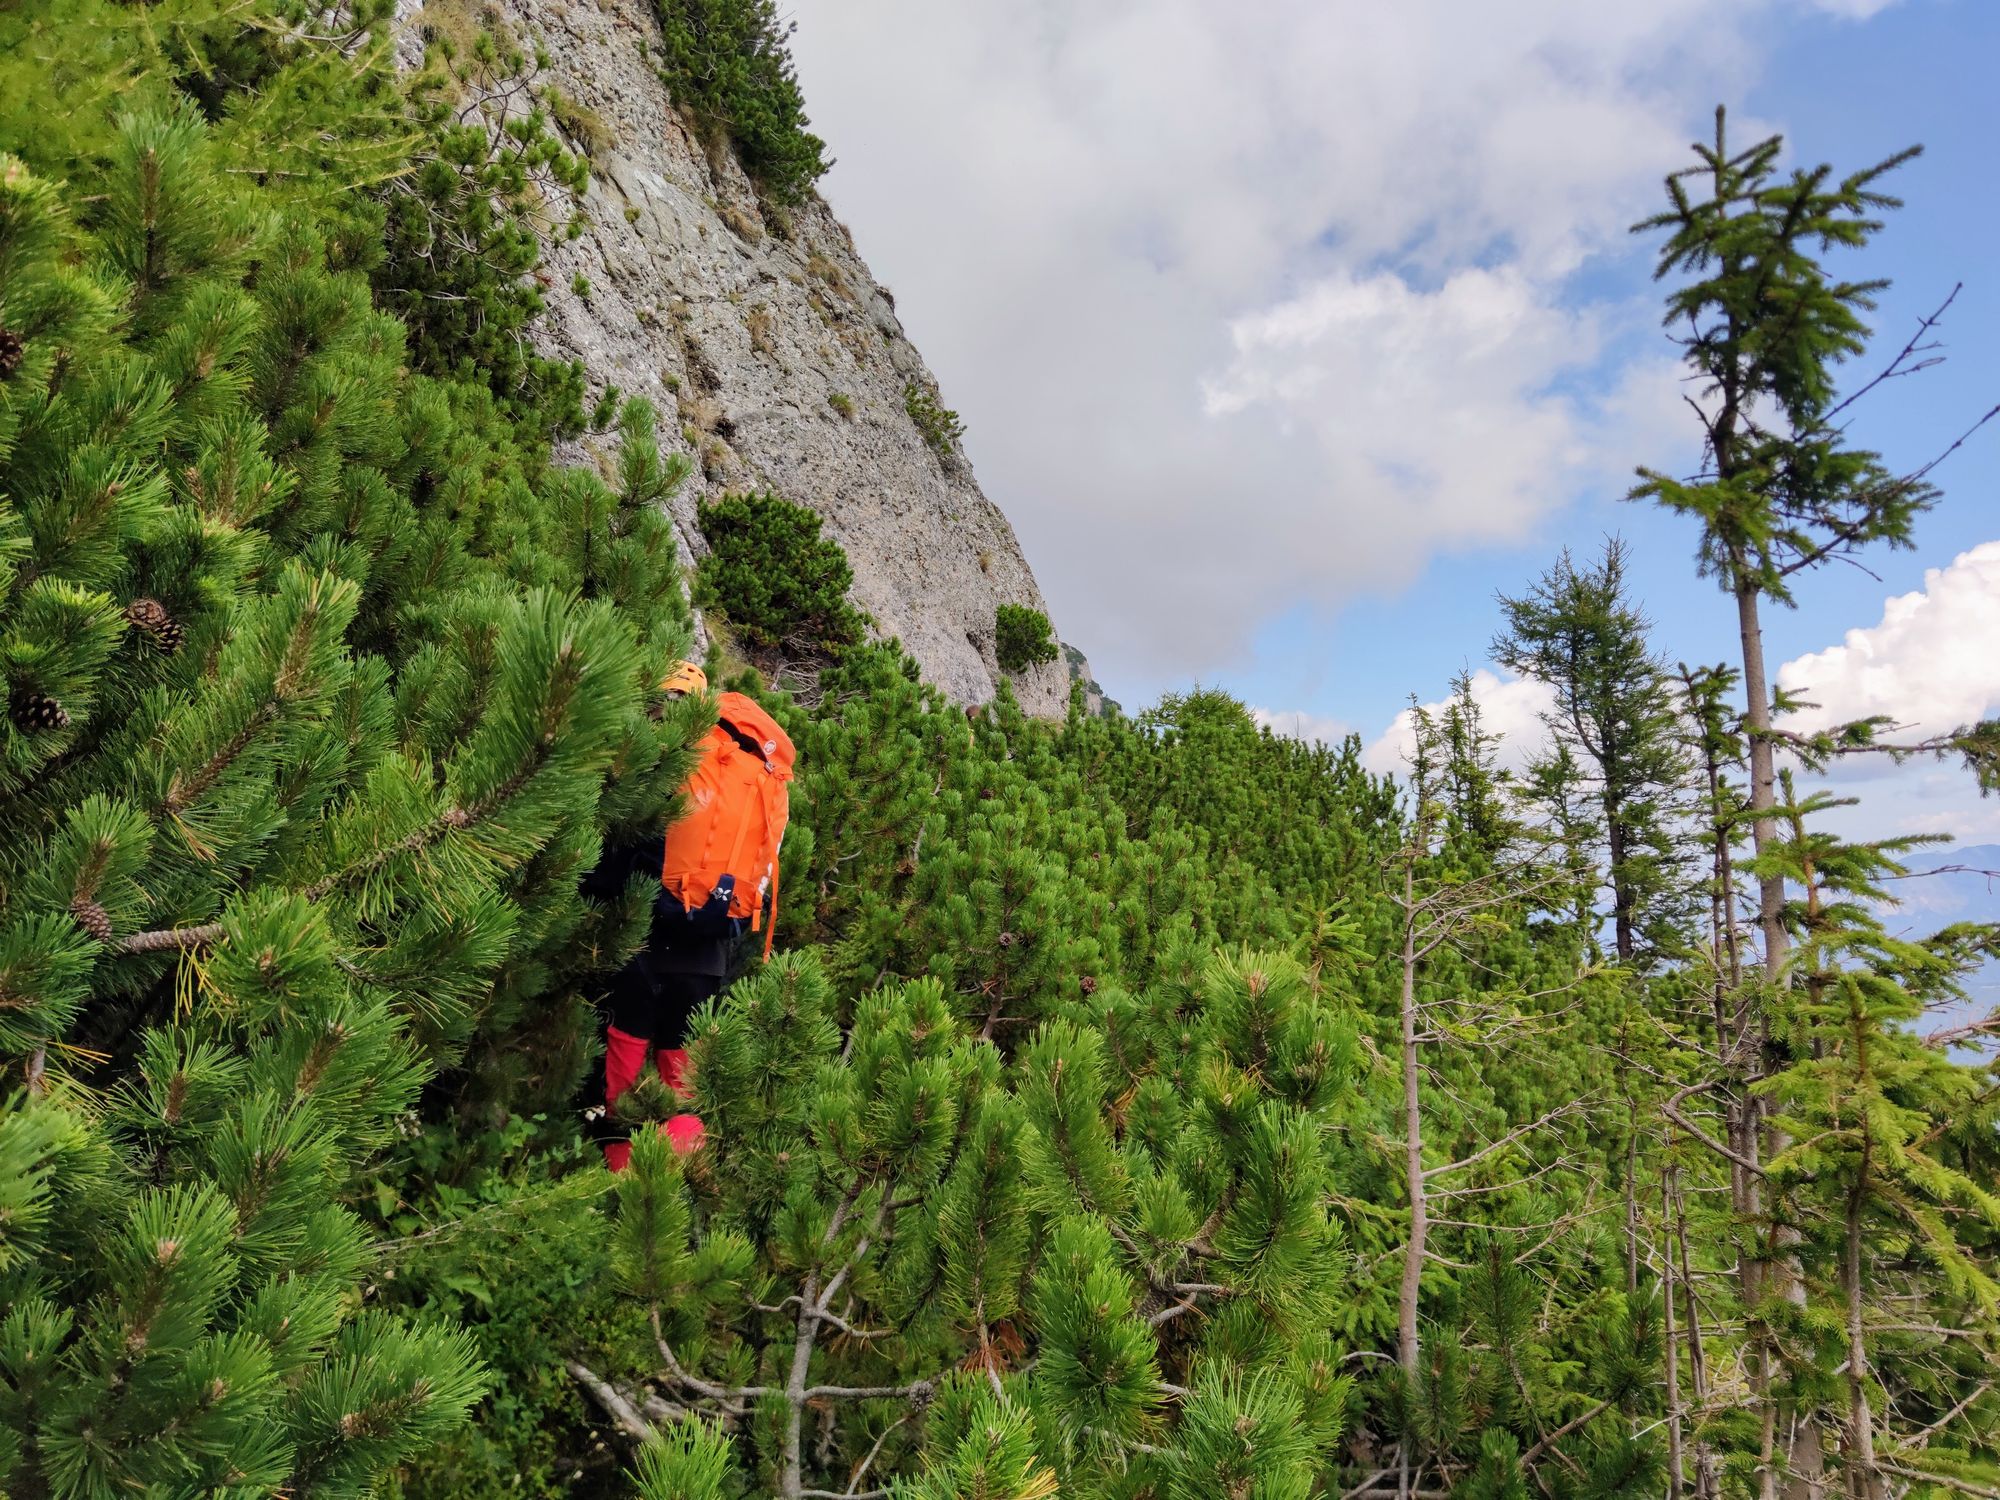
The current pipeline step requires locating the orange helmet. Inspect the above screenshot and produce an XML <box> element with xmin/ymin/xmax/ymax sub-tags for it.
<box><xmin>660</xmin><ymin>660</ymin><xmax>709</xmax><ymax>697</ymax></box>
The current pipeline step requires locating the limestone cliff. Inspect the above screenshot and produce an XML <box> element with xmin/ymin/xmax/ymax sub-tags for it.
<box><xmin>399</xmin><ymin>0</ymin><xmax>1070</xmax><ymax>714</ymax></box>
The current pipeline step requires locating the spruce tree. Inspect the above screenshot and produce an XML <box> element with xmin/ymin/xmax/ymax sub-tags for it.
<box><xmin>1757</xmin><ymin>779</ymin><xmax>2000</xmax><ymax>1499</ymax></box>
<box><xmin>1633</xmin><ymin>108</ymin><xmax>2000</xmax><ymax>1498</ymax></box>
<box><xmin>1495</xmin><ymin>538</ymin><xmax>1694</xmax><ymax>965</ymax></box>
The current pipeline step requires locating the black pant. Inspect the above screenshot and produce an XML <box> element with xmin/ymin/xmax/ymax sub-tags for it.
<box><xmin>584</xmin><ymin>940</ymin><xmax>732</xmax><ymax>1152</ymax></box>
<box><xmin>605</xmin><ymin>965</ymin><xmax>725</xmax><ymax>1046</ymax></box>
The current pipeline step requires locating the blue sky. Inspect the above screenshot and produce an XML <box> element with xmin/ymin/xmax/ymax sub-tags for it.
<box><xmin>791</xmin><ymin>0</ymin><xmax>1999</xmax><ymax>838</ymax></box>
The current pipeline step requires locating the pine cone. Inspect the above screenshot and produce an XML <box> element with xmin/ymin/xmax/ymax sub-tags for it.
<box><xmin>124</xmin><ymin>597</ymin><xmax>184</xmax><ymax>654</ymax></box>
<box><xmin>9</xmin><ymin>690</ymin><xmax>70</xmax><ymax>731</ymax></box>
<box><xmin>70</xmin><ymin>899</ymin><xmax>113</xmax><ymax>944</ymax></box>
<box><xmin>1080</xmin><ymin>975</ymin><xmax>1098</xmax><ymax>996</ymax></box>
<box><xmin>0</xmin><ymin>327</ymin><xmax>22</xmax><ymax>380</ymax></box>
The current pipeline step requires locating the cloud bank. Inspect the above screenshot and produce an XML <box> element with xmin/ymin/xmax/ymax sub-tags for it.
<box><xmin>1778</xmin><ymin>541</ymin><xmax>2000</xmax><ymax>741</ymax></box>
<box><xmin>785</xmin><ymin>0</ymin><xmax>1890</xmax><ymax>694</ymax></box>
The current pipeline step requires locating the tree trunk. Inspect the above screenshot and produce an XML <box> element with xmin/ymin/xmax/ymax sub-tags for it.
<box><xmin>1671</xmin><ymin>1164</ymin><xmax>1720</xmax><ymax>1500</ymax></box>
<box><xmin>1844</xmin><ymin>1146</ymin><xmax>1879</xmax><ymax>1499</ymax></box>
<box><xmin>1663</xmin><ymin>1163</ymin><xmax>1686</xmax><ymax>1500</ymax></box>
<box><xmin>780</xmin><ymin>1272</ymin><xmax>821</xmax><ymax>1499</ymax></box>
<box><xmin>1399</xmin><ymin>856</ymin><xmax>1426</xmax><ymax>1380</ymax></box>
<box><xmin>1734</xmin><ymin>576</ymin><xmax>1824</xmax><ymax>1500</ymax></box>
<box><xmin>1734</xmin><ymin>579</ymin><xmax>1785</xmax><ymax>977</ymax></box>
<box><xmin>1607</xmin><ymin>811</ymin><xmax>1634</xmax><ymax>963</ymax></box>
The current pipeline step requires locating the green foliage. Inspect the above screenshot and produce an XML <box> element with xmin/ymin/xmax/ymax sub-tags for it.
<box><xmin>0</xmin><ymin>12</ymin><xmax>704</xmax><ymax>1487</ymax></box>
<box><xmin>632</xmin><ymin>1417</ymin><xmax>735</xmax><ymax>1499</ymax></box>
<box><xmin>380</xmin><ymin>18</ymin><xmax>594</xmax><ymax>441</ymax></box>
<box><xmin>380</xmin><ymin>1129</ymin><xmax>640</xmax><ymax>1500</ymax></box>
<box><xmin>602</xmin><ymin>947</ymin><xmax>1362</xmax><ymax>1496</ymax></box>
<box><xmin>651</xmin><ymin>0</ymin><xmax>830</xmax><ymax>203</ymax></box>
<box><xmin>1629</xmin><ymin>108</ymin><xmax>1932</xmax><ymax>606</ymax></box>
<box><xmin>694</xmin><ymin>491</ymin><xmax>863</xmax><ymax>654</ymax></box>
<box><xmin>994</xmin><ymin>603</ymin><xmax>1058</xmax><ymax>675</ymax></box>
<box><xmin>905</xmin><ymin>381</ymin><xmax>966</xmax><ymax>457</ymax></box>
<box><xmin>6</xmin><ymin>23</ymin><xmax>1992</xmax><ymax>1500</ymax></box>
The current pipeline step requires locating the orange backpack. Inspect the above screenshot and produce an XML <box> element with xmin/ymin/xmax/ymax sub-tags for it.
<box><xmin>660</xmin><ymin>692</ymin><xmax>794</xmax><ymax>957</ymax></box>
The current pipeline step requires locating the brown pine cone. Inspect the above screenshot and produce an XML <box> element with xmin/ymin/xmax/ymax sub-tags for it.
<box><xmin>1080</xmin><ymin>975</ymin><xmax>1098</xmax><ymax>995</ymax></box>
<box><xmin>69</xmin><ymin>899</ymin><xmax>113</xmax><ymax>944</ymax></box>
<box><xmin>125</xmin><ymin>597</ymin><xmax>184</xmax><ymax>654</ymax></box>
<box><xmin>9</xmin><ymin>690</ymin><xmax>70</xmax><ymax>731</ymax></box>
<box><xmin>0</xmin><ymin>327</ymin><xmax>22</xmax><ymax>380</ymax></box>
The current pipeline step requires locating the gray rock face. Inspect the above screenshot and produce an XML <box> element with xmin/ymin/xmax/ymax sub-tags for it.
<box><xmin>405</xmin><ymin>0</ymin><xmax>1069</xmax><ymax>715</ymax></box>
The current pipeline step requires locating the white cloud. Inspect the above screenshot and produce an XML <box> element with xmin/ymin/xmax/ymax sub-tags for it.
<box><xmin>1363</xmin><ymin>669</ymin><xmax>1558</xmax><ymax>777</ymax></box>
<box><xmin>1770</xmin><ymin>541</ymin><xmax>2000</xmax><ymax>843</ymax></box>
<box><xmin>1194</xmin><ymin>268</ymin><xmax>1698</xmax><ymax>572</ymax></box>
<box><xmin>1778</xmin><ymin>541</ymin><xmax>2000</xmax><ymax>739</ymax></box>
<box><xmin>786</xmin><ymin>0</ymin><xmax>1889</xmax><ymax>694</ymax></box>
<box><xmin>1251</xmin><ymin>706</ymin><xmax>1354</xmax><ymax>749</ymax></box>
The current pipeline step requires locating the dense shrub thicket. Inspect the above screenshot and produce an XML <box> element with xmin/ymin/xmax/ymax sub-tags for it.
<box><xmin>651</xmin><ymin>0</ymin><xmax>829</xmax><ymax>202</ymax></box>
<box><xmin>2</xmin><ymin>10</ymin><xmax>1996</xmax><ymax>1500</ymax></box>
<box><xmin>694</xmin><ymin>490</ymin><xmax>863</xmax><ymax>654</ymax></box>
<box><xmin>994</xmin><ymin>602</ymin><xmax>1058</xmax><ymax>673</ymax></box>
<box><xmin>0</xmin><ymin>5</ymin><xmax>707</xmax><ymax>1490</ymax></box>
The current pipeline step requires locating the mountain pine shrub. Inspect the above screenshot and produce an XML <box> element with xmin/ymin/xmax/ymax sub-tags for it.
<box><xmin>694</xmin><ymin>491</ymin><xmax>863</xmax><ymax>655</ymax></box>
<box><xmin>606</xmin><ymin>944</ymin><xmax>1359</xmax><ymax>1498</ymax></box>
<box><xmin>994</xmin><ymin>603</ymin><xmax>1058</xmax><ymax>674</ymax></box>
<box><xmin>905</xmin><ymin>380</ymin><xmax>966</xmax><ymax>457</ymax></box>
<box><xmin>0</xmin><ymin>11</ymin><xmax>706</xmax><ymax>1487</ymax></box>
<box><xmin>651</xmin><ymin>0</ymin><xmax>830</xmax><ymax>203</ymax></box>
<box><xmin>382</xmin><ymin>13</ymin><xmax>595</xmax><ymax>440</ymax></box>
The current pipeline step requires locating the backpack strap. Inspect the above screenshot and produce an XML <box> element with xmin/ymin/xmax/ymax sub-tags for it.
<box><xmin>762</xmin><ymin>840</ymin><xmax>780</xmax><ymax>961</ymax></box>
<box><xmin>758</xmin><ymin>772</ymin><xmax>786</xmax><ymax>959</ymax></box>
<box><xmin>716</xmin><ymin>741</ymin><xmax>760</xmax><ymax>907</ymax></box>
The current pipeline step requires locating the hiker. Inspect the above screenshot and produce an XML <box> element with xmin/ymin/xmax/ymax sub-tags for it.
<box><xmin>583</xmin><ymin>660</ymin><xmax>794</xmax><ymax>1169</ymax></box>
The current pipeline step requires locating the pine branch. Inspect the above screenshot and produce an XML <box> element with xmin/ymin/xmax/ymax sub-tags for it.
<box><xmin>835</xmin><ymin>1411</ymin><xmax>913</xmax><ymax>1499</ymax></box>
<box><xmin>651</xmin><ymin>1306</ymin><xmax>768</xmax><ymax>1407</ymax></box>
<box><xmin>1146</xmin><ymin>1293</ymin><xmax>1203</xmax><ymax>1328</ymax></box>
<box><xmin>1422</xmin><ymin>1098</ymin><xmax>1592</xmax><ymax>1181</ymax></box>
<box><xmin>1905</xmin><ymin>1380</ymin><xmax>1992</xmax><ymax>1451</ymax></box>
<box><xmin>164</xmin><ymin>702</ymin><xmax>280</xmax><ymax>815</ymax></box>
<box><xmin>751</xmin><ymin>1297</ymin><xmax>891</xmax><ymax>1340</ymax></box>
<box><xmin>803</xmin><ymin>1374</ymin><xmax>947</xmax><ymax>1401</ymax></box>
<box><xmin>1923</xmin><ymin>1016</ymin><xmax>2000</xmax><ymax>1049</ymax></box>
<box><xmin>1518</xmin><ymin>1395</ymin><xmax>1616</xmax><ymax>1469</ymax></box>
<box><xmin>1661</xmin><ymin>1080</ymin><xmax>1768</xmax><ymax>1178</ymax></box>
<box><xmin>110</xmin><ymin>922</ymin><xmax>226</xmax><ymax>956</ymax></box>
<box><xmin>565</xmin><ymin>1360</ymin><xmax>656</xmax><ymax>1443</ymax></box>
<box><xmin>1820</xmin><ymin>284</ymin><xmax>1959</xmax><ymax>428</ymax></box>
<box><xmin>107</xmin><ymin>796</ymin><xmax>481</xmax><ymax>956</ymax></box>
